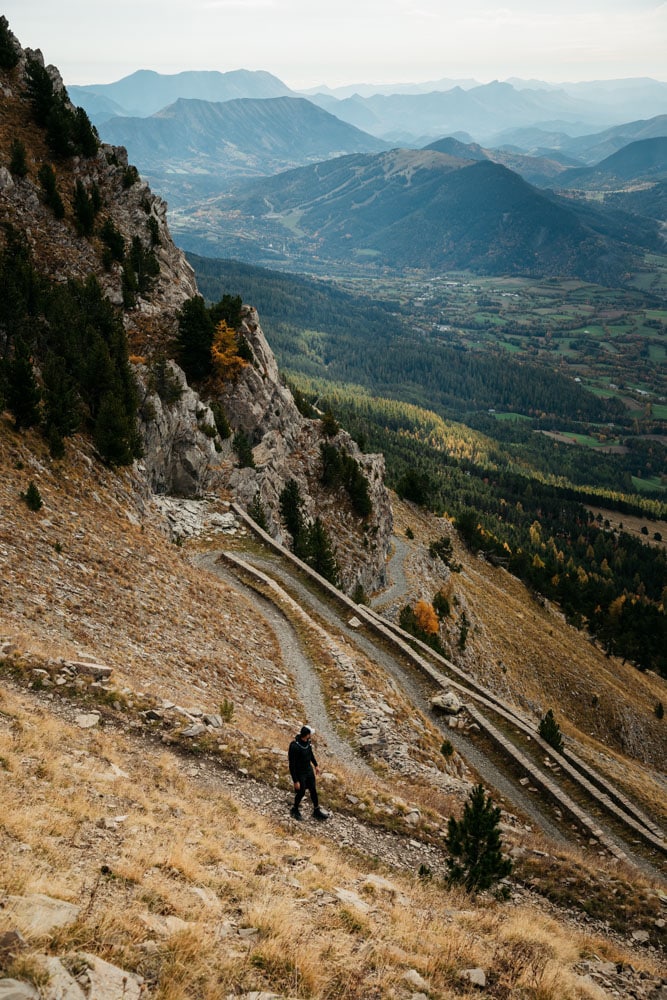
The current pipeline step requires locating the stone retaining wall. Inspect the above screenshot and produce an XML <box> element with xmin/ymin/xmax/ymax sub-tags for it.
<box><xmin>231</xmin><ymin>503</ymin><xmax>667</xmax><ymax>860</ymax></box>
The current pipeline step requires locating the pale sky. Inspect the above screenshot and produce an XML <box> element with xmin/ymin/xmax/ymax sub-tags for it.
<box><xmin>3</xmin><ymin>0</ymin><xmax>666</xmax><ymax>88</ymax></box>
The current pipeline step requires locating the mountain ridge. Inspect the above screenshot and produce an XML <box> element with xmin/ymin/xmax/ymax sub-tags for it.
<box><xmin>171</xmin><ymin>149</ymin><xmax>660</xmax><ymax>282</ymax></box>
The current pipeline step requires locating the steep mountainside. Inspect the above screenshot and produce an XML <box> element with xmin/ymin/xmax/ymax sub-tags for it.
<box><xmin>1</xmin><ymin>20</ymin><xmax>666</xmax><ymax>999</ymax></box>
<box><xmin>0</xmin><ymin>19</ymin><xmax>392</xmax><ymax>593</ymax></box>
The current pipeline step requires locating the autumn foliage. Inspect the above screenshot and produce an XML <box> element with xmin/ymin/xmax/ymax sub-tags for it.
<box><xmin>413</xmin><ymin>599</ymin><xmax>439</xmax><ymax>635</ymax></box>
<box><xmin>210</xmin><ymin>320</ymin><xmax>249</xmax><ymax>386</ymax></box>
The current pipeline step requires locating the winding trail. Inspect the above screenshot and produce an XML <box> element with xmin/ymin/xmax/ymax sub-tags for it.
<box><xmin>215</xmin><ymin>549</ymin><xmax>571</xmax><ymax>846</ymax></box>
<box><xmin>194</xmin><ymin>552</ymin><xmax>373</xmax><ymax>778</ymax></box>
<box><xmin>370</xmin><ymin>535</ymin><xmax>411</xmax><ymax>610</ymax></box>
<box><xmin>222</xmin><ymin>547</ymin><xmax>667</xmax><ymax>880</ymax></box>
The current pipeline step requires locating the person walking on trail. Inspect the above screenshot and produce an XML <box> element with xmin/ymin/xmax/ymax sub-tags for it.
<box><xmin>289</xmin><ymin>725</ymin><xmax>328</xmax><ymax>821</ymax></box>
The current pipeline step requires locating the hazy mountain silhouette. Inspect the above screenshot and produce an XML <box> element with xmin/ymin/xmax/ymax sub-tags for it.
<box><xmin>69</xmin><ymin>67</ymin><xmax>295</xmax><ymax>119</ymax></box>
<box><xmin>99</xmin><ymin>96</ymin><xmax>389</xmax><ymax>182</ymax></box>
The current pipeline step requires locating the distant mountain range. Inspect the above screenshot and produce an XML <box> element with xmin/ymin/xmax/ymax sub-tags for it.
<box><xmin>99</xmin><ymin>96</ymin><xmax>388</xmax><ymax>188</ymax></box>
<box><xmin>424</xmin><ymin>131</ymin><xmax>667</xmax><ymax>189</ymax></box>
<box><xmin>69</xmin><ymin>68</ymin><xmax>295</xmax><ymax>121</ymax></box>
<box><xmin>306</xmin><ymin>81</ymin><xmax>623</xmax><ymax>145</ymax></box>
<box><xmin>70</xmin><ymin>68</ymin><xmax>667</xmax><ymax>148</ymax></box>
<box><xmin>67</xmin><ymin>68</ymin><xmax>666</xmax><ymax>283</ymax></box>
<box><xmin>170</xmin><ymin>149</ymin><xmax>661</xmax><ymax>283</ymax></box>
<box><xmin>496</xmin><ymin>115</ymin><xmax>667</xmax><ymax>165</ymax></box>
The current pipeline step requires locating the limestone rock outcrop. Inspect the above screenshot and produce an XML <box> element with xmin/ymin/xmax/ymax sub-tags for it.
<box><xmin>136</xmin><ymin>361</ymin><xmax>226</xmax><ymax>496</ymax></box>
<box><xmin>217</xmin><ymin>308</ymin><xmax>393</xmax><ymax>593</ymax></box>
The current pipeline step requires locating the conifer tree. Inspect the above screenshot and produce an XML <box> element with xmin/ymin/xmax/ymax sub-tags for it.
<box><xmin>305</xmin><ymin>517</ymin><xmax>339</xmax><ymax>586</ymax></box>
<box><xmin>445</xmin><ymin>784</ymin><xmax>512</xmax><ymax>893</ymax></box>
<box><xmin>538</xmin><ymin>709</ymin><xmax>564</xmax><ymax>753</ymax></box>
<box><xmin>93</xmin><ymin>391</ymin><xmax>137</xmax><ymax>466</ymax></box>
<box><xmin>248</xmin><ymin>491</ymin><xmax>268</xmax><ymax>531</ymax></box>
<box><xmin>280</xmin><ymin>478</ymin><xmax>306</xmax><ymax>552</ymax></box>
<box><xmin>9</xmin><ymin>139</ymin><xmax>28</xmax><ymax>178</ymax></box>
<box><xmin>176</xmin><ymin>295</ymin><xmax>215</xmax><ymax>381</ymax></box>
<box><xmin>21</xmin><ymin>481</ymin><xmax>43</xmax><ymax>511</ymax></box>
<box><xmin>0</xmin><ymin>15</ymin><xmax>19</xmax><ymax>70</ymax></box>
<box><xmin>6</xmin><ymin>337</ymin><xmax>41</xmax><ymax>429</ymax></box>
<box><xmin>42</xmin><ymin>352</ymin><xmax>80</xmax><ymax>454</ymax></box>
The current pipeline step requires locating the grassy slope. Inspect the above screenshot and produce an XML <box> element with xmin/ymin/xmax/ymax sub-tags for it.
<box><xmin>1</xmin><ymin>419</ymin><xmax>666</xmax><ymax>998</ymax></box>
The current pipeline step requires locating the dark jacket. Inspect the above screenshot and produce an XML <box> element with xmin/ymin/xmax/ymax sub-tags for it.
<box><xmin>288</xmin><ymin>735</ymin><xmax>318</xmax><ymax>782</ymax></box>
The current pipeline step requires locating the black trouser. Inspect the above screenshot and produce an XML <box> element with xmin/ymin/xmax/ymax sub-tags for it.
<box><xmin>294</xmin><ymin>772</ymin><xmax>319</xmax><ymax>810</ymax></box>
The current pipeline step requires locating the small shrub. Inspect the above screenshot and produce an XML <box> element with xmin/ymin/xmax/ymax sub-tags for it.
<box><xmin>232</xmin><ymin>429</ymin><xmax>255</xmax><ymax>468</ymax></box>
<box><xmin>352</xmin><ymin>582</ymin><xmax>367</xmax><ymax>605</ymax></box>
<box><xmin>122</xmin><ymin>165</ymin><xmax>139</xmax><ymax>188</ymax></box>
<box><xmin>219</xmin><ymin>698</ymin><xmax>234</xmax><ymax>722</ymax></box>
<box><xmin>458</xmin><ymin>611</ymin><xmax>469</xmax><ymax>650</ymax></box>
<box><xmin>321</xmin><ymin>408</ymin><xmax>339</xmax><ymax>437</ymax></box>
<box><xmin>440</xmin><ymin>739</ymin><xmax>454</xmax><ymax>758</ymax></box>
<box><xmin>9</xmin><ymin>138</ymin><xmax>28</xmax><ymax>178</ymax></box>
<box><xmin>656</xmin><ymin>701</ymin><xmax>664</xmax><ymax>720</ymax></box>
<box><xmin>405</xmin><ymin>526</ymin><xmax>414</xmax><ymax>540</ymax></box>
<box><xmin>538</xmin><ymin>708</ymin><xmax>564</xmax><ymax>752</ymax></box>
<box><xmin>21</xmin><ymin>481</ymin><xmax>43</xmax><ymax>511</ymax></box>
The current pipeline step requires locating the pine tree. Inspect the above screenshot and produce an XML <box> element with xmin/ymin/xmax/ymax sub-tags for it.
<box><xmin>445</xmin><ymin>784</ymin><xmax>512</xmax><ymax>893</ymax></box>
<box><xmin>93</xmin><ymin>391</ymin><xmax>137</xmax><ymax>466</ymax></box>
<box><xmin>42</xmin><ymin>352</ymin><xmax>80</xmax><ymax>453</ymax></box>
<box><xmin>6</xmin><ymin>338</ymin><xmax>41</xmax><ymax>429</ymax></box>
<box><xmin>248</xmin><ymin>492</ymin><xmax>268</xmax><ymax>531</ymax></box>
<box><xmin>73</xmin><ymin>179</ymin><xmax>96</xmax><ymax>236</ymax></box>
<box><xmin>21</xmin><ymin>481</ymin><xmax>43</xmax><ymax>511</ymax></box>
<box><xmin>538</xmin><ymin>709</ymin><xmax>564</xmax><ymax>752</ymax></box>
<box><xmin>176</xmin><ymin>296</ymin><xmax>215</xmax><ymax>381</ymax></box>
<box><xmin>232</xmin><ymin>429</ymin><xmax>255</xmax><ymax>469</ymax></box>
<box><xmin>280</xmin><ymin>478</ymin><xmax>305</xmax><ymax>551</ymax></box>
<box><xmin>9</xmin><ymin>139</ymin><xmax>28</xmax><ymax>178</ymax></box>
<box><xmin>37</xmin><ymin>163</ymin><xmax>65</xmax><ymax>219</ymax></box>
<box><xmin>304</xmin><ymin>517</ymin><xmax>339</xmax><ymax>586</ymax></box>
<box><xmin>0</xmin><ymin>15</ymin><xmax>19</xmax><ymax>70</ymax></box>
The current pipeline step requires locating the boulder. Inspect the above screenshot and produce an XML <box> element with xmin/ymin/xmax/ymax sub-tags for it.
<box><xmin>460</xmin><ymin>967</ymin><xmax>487</xmax><ymax>988</ymax></box>
<box><xmin>1</xmin><ymin>894</ymin><xmax>80</xmax><ymax>936</ymax></box>
<box><xmin>431</xmin><ymin>690</ymin><xmax>463</xmax><ymax>714</ymax></box>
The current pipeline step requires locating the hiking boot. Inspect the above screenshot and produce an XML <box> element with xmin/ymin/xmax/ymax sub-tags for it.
<box><xmin>313</xmin><ymin>807</ymin><xmax>329</xmax><ymax>821</ymax></box>
<box><xmin>290</xmin><ymin>806</ymin><xmax>303</xmax><ymax>820</ymax></box>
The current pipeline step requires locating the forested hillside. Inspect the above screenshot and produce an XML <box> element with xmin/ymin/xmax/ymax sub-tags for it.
<box><xmin>191</xmin><ymin>254</ymin><xmax>667</xmax><ymax>676</ymax></box>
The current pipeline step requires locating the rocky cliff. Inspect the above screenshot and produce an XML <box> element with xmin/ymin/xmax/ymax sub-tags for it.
<box><xmin>0</xmin><ymin>20</ymin><xmax>392</xmax><ymax>592</ymax></box>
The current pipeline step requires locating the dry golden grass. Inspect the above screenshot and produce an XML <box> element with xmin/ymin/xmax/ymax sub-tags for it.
<box><xmin>1</xmin><ymin>423</ymin><xmax>665</xmax><ymax>997</ymax></box>
<box><xmin>2</xmin><ymin>681</ymin><xmax>659</xmax><ymax>999</ymax></box>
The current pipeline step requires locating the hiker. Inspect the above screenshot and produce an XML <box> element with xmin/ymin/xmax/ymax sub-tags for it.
<box><xmin>288</xmin><ymin>725</ymin><xmax>328</xmax><ymax>821</ymax></box>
